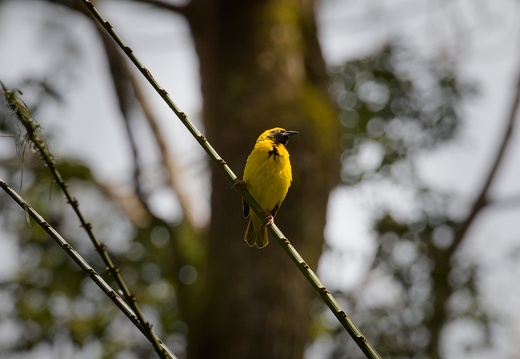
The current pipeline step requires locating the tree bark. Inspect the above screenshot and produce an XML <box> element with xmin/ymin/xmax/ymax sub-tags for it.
<box><xmin>184</xmin><ymin>0</ymin><xmax>340</xmax><ymax>358</ymax></box>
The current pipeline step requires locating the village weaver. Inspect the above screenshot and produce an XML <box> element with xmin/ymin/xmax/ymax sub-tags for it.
<box><xmin>241</xmin><ymin>127</ymin><xmax>298</xmax><ymax>248</ymax></box>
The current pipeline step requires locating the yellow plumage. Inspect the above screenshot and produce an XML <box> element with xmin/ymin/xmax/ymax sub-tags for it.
<box><xmin>242</xmin><ymin>127</ymin><xmax>298</xmax><ymax>248</ymax></box>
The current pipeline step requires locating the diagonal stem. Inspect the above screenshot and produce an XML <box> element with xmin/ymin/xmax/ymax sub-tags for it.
<box><xmin>2</xmin><ymin>82</ymin><xmax>171</xmax><ymax>359</ymax></box>
<box><xmin>79</xmin><ymin>1</ymin><xmax>382</xmax><ymax>358</ymax></box>
<box><xmin>0</xmin><ymin>177</ymin><xmax>178</xmax><ymax>359</ymax></box>
<box><xmin>447</xmin><ymin>67</ymin><xmax>520</xmax><ymax>257</ymax></box>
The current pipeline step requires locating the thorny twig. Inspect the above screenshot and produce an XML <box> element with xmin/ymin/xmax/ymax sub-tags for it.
<box><xmin>1</xmin><ymin>82</ymin><xmax>174</xmax><ymax>359</ymax></box>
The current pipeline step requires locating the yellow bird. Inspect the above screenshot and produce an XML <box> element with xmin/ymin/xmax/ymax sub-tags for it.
<box><xmin>242</xmin><ymin>127</ymin><xmax>298</xmax><ymax>248</ymax></box>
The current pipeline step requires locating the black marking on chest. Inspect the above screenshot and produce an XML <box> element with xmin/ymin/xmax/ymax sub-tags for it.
<box><xmin>268</xmin><ymin>145</ymin><xmax>279</xmax><ymax>160</ymax></box>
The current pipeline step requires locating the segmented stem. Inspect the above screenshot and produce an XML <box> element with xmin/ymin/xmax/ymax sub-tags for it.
<box><xmin>78</xmin><ymin>1</ymin><xmax>382</xmax><ymax>358</ymax></box>
<box><xmin>0</xmin><ymin>178</ymin><xmax>178</xmax><ymax>359</ymax></box>
<box><xmin>1</xmin><ymin>82</ymin><xmax>175</xmax><ymax>359</ymax></box>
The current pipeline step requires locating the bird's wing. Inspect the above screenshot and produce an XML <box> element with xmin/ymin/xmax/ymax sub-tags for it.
<box><xmin>242</xmin><ymin>197</ymin><xmax>250</xmax><ymax>219</ymax></box>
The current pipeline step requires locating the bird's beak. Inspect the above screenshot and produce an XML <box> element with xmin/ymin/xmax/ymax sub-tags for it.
<box><xmin>282</xmin><ymin>131</ymin><xmax>299</xmax><ymax>137</ymax></box>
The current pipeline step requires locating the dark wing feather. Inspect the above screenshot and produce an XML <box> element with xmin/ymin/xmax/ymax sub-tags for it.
<box><xmin>242</xmin><ymin>197</ymin><xmax>250</xmax><ymax>218</ymax></box>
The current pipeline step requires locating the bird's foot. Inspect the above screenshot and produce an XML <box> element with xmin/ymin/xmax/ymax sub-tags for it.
<box><xmin>262</xmin><ymin>212</ymin><xmax>274</xmax><ymax>227</ymax></box>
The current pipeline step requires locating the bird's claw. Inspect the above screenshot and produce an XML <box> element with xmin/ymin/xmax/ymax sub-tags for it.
<box><xmin>263</xmin><ymin>212</ymin><xmax>274</xmax><ymax>227</ymax></box>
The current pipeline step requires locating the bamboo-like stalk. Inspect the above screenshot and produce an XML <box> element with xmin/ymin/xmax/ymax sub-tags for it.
<box><xmin>0</xmin><ymin>177</ymin><xmax>178</xmax><ymax>359</ymax></box>
<box><xmin>78</xmin><ymin>1</ymin><xmax>382</xmax><ymax>358</ymax></box>
<box><xmin>1</xmin><ymin>82</ymin><xmax>173</xmax><ymax>359</ymax></box>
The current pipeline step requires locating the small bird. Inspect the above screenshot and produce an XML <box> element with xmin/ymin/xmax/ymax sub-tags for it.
<box><xmin>241</xmin><ymin>127</ymin><xmax>298</xmax><ymax>248</ymax></box>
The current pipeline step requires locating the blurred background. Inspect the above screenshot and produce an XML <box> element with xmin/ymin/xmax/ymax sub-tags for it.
<box><xmin>0</xmin><ymin>0</ymin><xmax>519</xmax><ymax>358</ymax></box>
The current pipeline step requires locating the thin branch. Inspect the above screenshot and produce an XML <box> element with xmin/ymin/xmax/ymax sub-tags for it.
<box><xmin>92</xmin><ymin>23</ymin><xmax>198</xmax><ymax>274</ymax></box>
<box><xmin>48</xmin><ymin>0</ymin><xmax>195</xmax><ymax>283</ymax></box>
<box><xmin>447</xmin><ymin>68</ymin><xmax>520</xmax><ymax>257</ymax></box>
<box><xmin>95</xmin><ymin>27</ymin><xmax>154</xmax><ymax>215</ymax></box>
<box><xmin>127</xmin><ymin>72</ymin><xmax>199</xmax><ymax>229</ymax></box>
<box><xmin>79</xmin><ymin>1</ymin><xmax>382</xmax><ymax>358</ymax></box>
<box><xmin>88</xmin><ymin>6</ymin><xmax>199</xmax><ymax>229</ymax></box>
<box><xmin>0</xmin><ymin>177</ymin><xmax>178</xmax><ymax>359</ymax></box>
<box><xmin>1</xmin><ymin>83</ymin><xmax>172</xmax><ymax>359</ymax></box>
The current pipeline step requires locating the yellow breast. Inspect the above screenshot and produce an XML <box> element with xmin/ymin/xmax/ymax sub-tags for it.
<box><xmin>243</xmin><ymin>140</ymin><xmax>292</xmax><ymax>213</ymax></box>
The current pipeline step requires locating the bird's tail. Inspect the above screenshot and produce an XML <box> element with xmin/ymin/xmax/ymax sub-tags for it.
<box><xmin>244</xmin><ymin>216</ymin><xmax>269</xmax><ymax>249</ymax></box>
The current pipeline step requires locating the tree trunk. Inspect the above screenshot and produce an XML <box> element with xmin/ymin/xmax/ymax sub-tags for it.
<box><xmin>185</xmin><ymin>1</ymin><xmax>340</xmax><ymax>358</ymax></box>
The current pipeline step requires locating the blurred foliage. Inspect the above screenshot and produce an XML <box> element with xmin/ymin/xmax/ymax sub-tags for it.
<box><xmin>0</xmin><ymin>8</ymin><xmax>502</xmax><ymax>358</ymax></box>
<box><xmin>330</xmin><ymin>43</ymin><xmax>475</xmax><ymax>185</ymax></box>
<box><xmin>0</xmin><ymin>87</ymin><xmax>192</xmax><ymax>358</ymax></box>
<box><xmin>315</xmin><ymin>42</ymin><xmax>491</xmax><ymax>359</ymax></box>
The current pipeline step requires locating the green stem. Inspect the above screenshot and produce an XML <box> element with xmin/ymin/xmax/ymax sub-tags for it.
<box><xmin>0</xmin><ymin>178</ymin><xmax>177</xmax><ymax>359</ymax></box>
<box><xmin>79</xmin><ymin>1</ymin><xmax>382</xmax><ymax>358</ymax></box>
<box><xmin>1</xmin><ymin>82</ymin><xmax>172</xmax><ymax>359</ymax></box>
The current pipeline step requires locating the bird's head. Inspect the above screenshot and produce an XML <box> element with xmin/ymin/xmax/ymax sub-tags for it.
<box><xmin>258</xmin><ymin>127</ymin><xmax>299</xmax><ymax>146</ymax></box>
